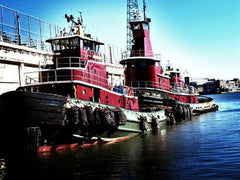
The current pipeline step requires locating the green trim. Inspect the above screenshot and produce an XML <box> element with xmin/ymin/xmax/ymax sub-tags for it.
<box><xmin>117</xmin><ymin>127</ymin><xmax>142</xmax><ymax>133</ymax></box>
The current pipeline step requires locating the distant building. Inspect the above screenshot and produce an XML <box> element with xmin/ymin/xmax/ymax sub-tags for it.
<box><xmin>202</xmin><ymin>80</ymin><xmax>221</xmax><ymax>94</ymax></box>
<box><xmin>190</xmin><ymin>78</ymin><xmax>240</xmax><ymax>95</ymax></box>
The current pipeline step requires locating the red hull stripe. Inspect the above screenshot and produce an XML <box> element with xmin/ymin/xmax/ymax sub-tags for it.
<box><xmin>38</xmin><ymin>134</ymin><xmax>136</xmax><ymax>153</ymax></box>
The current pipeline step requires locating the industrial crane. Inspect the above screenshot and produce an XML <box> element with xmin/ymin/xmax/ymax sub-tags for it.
<box><xmin>126</xmin><ymin>0</ymin><xmax>147</xmax><ymax>51</ymax></box>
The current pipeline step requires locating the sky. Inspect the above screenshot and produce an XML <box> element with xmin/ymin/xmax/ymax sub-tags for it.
<box><xmin>1</xmin><ymin>0</ymin><xmax>240</xmax><ymax>80</ymax></box>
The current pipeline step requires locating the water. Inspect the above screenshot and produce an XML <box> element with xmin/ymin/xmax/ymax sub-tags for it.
<box><xmin>2</xmin><ymin>93</ymin><xmax>240</xmax><ymax>179</ymax></box>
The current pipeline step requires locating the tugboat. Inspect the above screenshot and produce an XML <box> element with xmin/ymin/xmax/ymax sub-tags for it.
<box><xmin>0</xmin><ymin>2</ymin><xmax>218</xmax><ymax>153</ymax></box>
<box><xmin>120</xmin><ymin>6</ymin><xmax>218</xmax><ymax>116</ymax></box>
<box><xmin>0</xmin><ymin>14</ymin><xmax>167</xmax><ymax>153</ymax></box>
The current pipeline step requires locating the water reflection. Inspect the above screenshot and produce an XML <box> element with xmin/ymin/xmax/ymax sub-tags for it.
<box><xmin>2</xmin><ymin>93</ymin><xmax>240</xmax><ymax>179</ymax></box>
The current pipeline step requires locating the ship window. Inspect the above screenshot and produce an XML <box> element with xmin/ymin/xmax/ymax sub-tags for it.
<box><xmin>80</xmin><ymin>40</ymin><xmax>83</xmax><ymax>49</ymax></box>
<box><xmin>70</xmin><ymin>38</ymin><xmax>79</xmax><ymax>49</ymax></box>
<box><xmin>82</xmin><ymin>89</ymin><xmax>86</xmax><ymax>95</ymax></box>
<box><xmin>60</xmin><ymin>39</ymin><xmax>69</xmax><ymax>50</ymax></box>
<box><xmin>52</xmin><ymin>40</ymin><xmax>60</xmax><ymax>51</ymax></box>
<box><xmin>133</xmin><ymin>23</ymin><xmax>141</xmax><ymax>30</ymax></box>
<box><xmin>83</xmin><ymin>40</ymin><xmax>88</xmax><ymax>50</ymax></box>
<box><xmin>143</xmin><ymin>23</ymin><xmax>149</xmax><ymax>30</ymax></box>
<box><xmin>92</xmin><ymin>43</ymin><xmax>96</xmax><ymax>51</ymax></box>
<box><xmin>83</xmin><ymin>40</ymin><xmax>92</xmax><ymax>50</ymax></box>
<box><xmin>91</xmin><ymin>43</ymin><xmax>100</xmax><ymax>52</ymax></box>
<box><xmin>96</xmin><ymin>44</ymin><xmax>99</xmax><ymax>52</ymax></box>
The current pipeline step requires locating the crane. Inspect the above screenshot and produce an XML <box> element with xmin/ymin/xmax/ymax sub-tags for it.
<box><xmin>126</xmin><ymin>0</ymin><xmax>140</xmax><ymax>51</ymax></box>
<box><xmin>126</xmin><ymin>0</ymin><xmax>147</xmax><ymax>51</ymax></box>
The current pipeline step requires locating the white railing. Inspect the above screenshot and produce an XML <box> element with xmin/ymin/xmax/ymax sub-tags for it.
<box><xmin>0</xmin><ymin>31</ymin><xmax>50</xmax><ymax>51</ymax></box>
<box><xmin>122</xmin><ymin>50</ymin><xmax>161</xmax><ymax>60</ymax></box>
<box><xmin>126</xmin><ymin>81</ymin><xmax>198</xmax><ymax>95</ymax></box>
<box><xmin>24</xmin><ymin>69</ymin><xmax>135</xmax><ymax>96</ymax></box>
<box><xmin>55</xmin><ymin>57</ymin><xmax>87</xmax><ymax>69</ymax></box>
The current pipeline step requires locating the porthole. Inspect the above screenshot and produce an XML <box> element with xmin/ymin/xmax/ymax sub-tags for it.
<box><xmin>82</xmin><ymin>89</ymin><xmax>86</xmax><ymax>95</ymax></box>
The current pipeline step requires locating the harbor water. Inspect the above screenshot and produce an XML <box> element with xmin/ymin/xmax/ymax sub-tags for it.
<box><xmin>1</xmin><ymin>92</ymin><xmax>240</xmax><ymax>179</ymax></box>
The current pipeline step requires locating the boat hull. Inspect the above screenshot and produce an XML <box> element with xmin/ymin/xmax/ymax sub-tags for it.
<box><xmin>0</xmin><ymin>90</ymin><xmax>167</xmax><ymax>153</ymax></box>
<box><xmin>189</xmin><ymin>98</ymin><xmax>219</xmax><ymax>114</ymax></box>
<box><xmin>135</xmin><ymin>89</ymin><xmax>218</xmax><ymax>114</ymax></box>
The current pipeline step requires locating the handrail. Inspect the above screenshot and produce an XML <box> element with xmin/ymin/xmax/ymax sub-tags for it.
<box><xmin>24</xmin><ymin>70</ymin><xmax>196</xmax><ymax>96</ymax></box>
<box><xmin>24</xmin><ymin>69</ymin><xmax>135</xmax><ymax>96</ymax></box>
<box><xmin>55</xmin><ymin>57</ymin><xmax>86</xmax><ymax>69</ymax></box>
<box><xmin>126</xmin><ymin>81</ymin><xmax>198</xmax><ymax>95</ymax></box>
<box><xmin>122</xmin><ymin>50</ymin><xmax>161</xmax><ymax>60</ymax></box>
<box><xmin>0</xmin><ymin>30</ymin><xmax>49</xmax><ymax>51</ymax></box>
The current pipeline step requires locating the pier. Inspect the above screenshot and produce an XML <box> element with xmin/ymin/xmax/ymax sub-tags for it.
<box><xmin>0</xmin><ymin>5</ymin><xmax>60</xmax><ymax>94</ymax></box>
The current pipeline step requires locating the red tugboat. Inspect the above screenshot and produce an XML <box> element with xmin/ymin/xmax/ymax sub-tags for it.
<box><xmin>0</xmin><ymin>2</ymin><xmax>218</xmax><ymax>153</ymax></box>
<box><xmin>0</xmin><ymin>14</ymin><xmax>167</xmax><ymax>153</ymax></box>
<box><xmin>120</xmin><ymin>4</ymin><xmax>218</xmax><ymax>116</ymax></box>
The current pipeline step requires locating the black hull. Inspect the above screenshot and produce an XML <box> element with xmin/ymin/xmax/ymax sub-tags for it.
<box><xmin>0</xmin><ymin>91</ymin><xmax>69</xmax><ymax>152</ymax></box>
<box><xmin>0</xmin><ymin>90</ymin><xmax>167</xmax><ymax>153</ymax></box>
<box><xmin>0</xmin><ymin>90</ymin><xmax>67</xmax><ymax>126</ymax></box>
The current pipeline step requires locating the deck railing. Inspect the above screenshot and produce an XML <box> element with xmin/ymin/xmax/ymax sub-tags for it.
<box><xmin>0</xmin><ymin>5</ymin><xmax>61</xmax><ymax>51</ymax></box>
<box><xmin>24</xmin><ymin>69</ymin><xmax>135</xmax><ymax>96</ymax></box>
<box><xmin>126</xmin><ymin>81</ymin><xmax>197</xmax><ymax>95</ymax></box>
<box><xmin>25</xmin><ymin>69</ymin><xmax>196</xmax><ymax>96</ymax></box>
<box><xmin>122</xmin><ymin>50</ymin><xmax>161</xmax><ymax>60</ymax></box>
<box><xmin>54</xmin><ymin>57</ymin><xmax>87</xmax><ymax>69</ymax></box>
<box><xmin>0</xmin><ymin>31</ymin><xmax>45</xmax><ymax>50</ymax></box>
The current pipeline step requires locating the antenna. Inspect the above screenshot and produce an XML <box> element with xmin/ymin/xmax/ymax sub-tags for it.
<box><xmin>143</xmin><ymin>0</ymin><xmax>146</xmax><ymax>20</ymax></box>
<box><xmin>78</xmin><ymin>11</ymin><xmax>83</xmax><ymax>24</ymax></box>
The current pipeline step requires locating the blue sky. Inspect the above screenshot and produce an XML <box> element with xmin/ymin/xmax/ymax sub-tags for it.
<box><xmin>1</xmin><ymin>0</ymin><xmax>239</xmax><ymax>80</ymax></box>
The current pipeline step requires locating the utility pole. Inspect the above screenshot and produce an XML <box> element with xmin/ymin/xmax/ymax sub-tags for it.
<box><xmin>126</xmin><ymin>0</ymin><xmax>140</xmax><ymax>51</ymax></box>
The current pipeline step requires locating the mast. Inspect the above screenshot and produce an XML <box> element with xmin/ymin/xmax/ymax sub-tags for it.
<box><xmin>126</xmin><ymin>0</ymin><xmax>140</xmax><ymax>51</ymax></box>
<box><xmin>143</xmin><ymin>0</ymin><xmax>146</xmax><ymax>20</ymax></box>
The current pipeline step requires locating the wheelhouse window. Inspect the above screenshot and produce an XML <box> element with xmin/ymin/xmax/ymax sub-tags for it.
<box><xmin>51</xmin><ymin>40</ymin><xmax>60</xmax><ymax>51</ymax></box>
<box><xmin>92</xmin><ymin>43</ymin><xmax>100</xmax><ymax>52</ymax></box>
<box><xmin>96</xmin><ymin>44</ymin><xmax>100</xmax><ymax>52</ymax></box>
<box><xmin>60</xmin><ymin>39</ymin><xmax>69</xmax><ymax>50</ymax></box>
<box><xmin>82</xmin><ymin>40</ymin><xmax>100</xmax><ymax>52</ymax></box>
<box><xmin>69</xmin><ymin>38</ymin><xmax>79</xmax><ymax>50</ymax></box>
<box><xmin>51</xmin><ymin>38</ymin><xmax>80</xmax><ymax>51</ymax></box>
<box><xmin>83</xmin><ymin>40</ymin><xmax>91</xmax><ymax>50</ymax></box>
